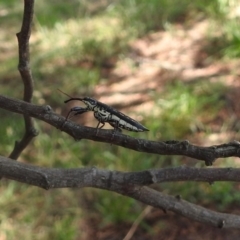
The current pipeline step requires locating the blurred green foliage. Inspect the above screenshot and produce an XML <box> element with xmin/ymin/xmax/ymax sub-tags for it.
<box><xmin>1</xmin><ymin>0</ymin><xmax>240</xmax><ymax>238</ymax></box>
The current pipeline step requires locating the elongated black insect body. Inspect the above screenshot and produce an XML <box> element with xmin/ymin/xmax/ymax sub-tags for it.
<box><xmin>64</xmin><ymin>97</ymin><xmax>149</xmax><ymax>132</ymax></box>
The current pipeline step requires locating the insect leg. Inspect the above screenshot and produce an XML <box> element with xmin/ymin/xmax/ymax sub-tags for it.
<box><xmin>96</xmin><ymin>122</ymin><xmax>105</xmax><ymax>136</ymax></box>
<box><xmin>60</xmin><ymin>109</ymin><xmax>74</xmax><ymax>129</ymax></box>
<box><xmin>61</xmin><ymin>107</ymin><xmax>88</xmax><ymax>130</ymax></box>
<box><xmin>108</xmin><ymin>121</ymin><xmax>122</xmax><ymax>132</ymax></box>
<box><xmin>109</xmin><ymin>121</ymin><xmax>121</xmax><ymax>140</ymax></box>
<box><xmin>66</xmin><ymin>107</ymin><xmax>88</xmax><ymax>121</ymax></box>
<box><xmin>73</xmin><ymin>107</ymin><xmax>89</xmax><ymax>116</ymax></box>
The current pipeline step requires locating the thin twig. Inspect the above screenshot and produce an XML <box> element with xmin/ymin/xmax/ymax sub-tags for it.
<box><xmin>9</xmin><ymin>0</ymin><xmax>38</xmax><ymax>160</ymax></box>
<box><xmin>123</xmin><ymin>206</ymin><xmax>152</xmax><ymax>240</ymax></box>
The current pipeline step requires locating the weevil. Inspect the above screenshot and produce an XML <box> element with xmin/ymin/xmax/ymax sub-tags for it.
<box><xmin>63</xmin><ymin>95</ymin><xmax>149</xmax><ymax>133</ymax></box>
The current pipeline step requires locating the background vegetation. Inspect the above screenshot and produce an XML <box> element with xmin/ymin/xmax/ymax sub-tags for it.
<box><xmin>1</xmin><ymin>0</ymin><xmax>240</xmax><ymax>239</ymax></box>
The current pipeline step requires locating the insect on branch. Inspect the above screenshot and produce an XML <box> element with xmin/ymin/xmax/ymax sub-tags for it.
<box><xmin>58</xmin><ymin>89</ymin><xmax>149</xmax><ymax>134</ymax></box>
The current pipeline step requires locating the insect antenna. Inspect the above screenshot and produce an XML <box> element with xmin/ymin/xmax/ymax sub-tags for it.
<box><xmin>58</xmin><ymin>88</ymin><xmax>73</xmax><ymax>120</ymax></box>
<box><xmin>58</xmin><ymin>88</ymin><xmax>85</xmax><ymax>103</ymax></box>
<box><xmin>58</xmin><ymin>89</ymin><xmax>84</xmax><ymax>129</ymax></box>
<box><xmin>57</xmin><ymin>88</ymin><xmax>73</xmax><ymax>99</ymax></box>
<box><xmin>65</xmin><ymin>109</ymin><xmax>74</xmax><ymax>121</ymax></box>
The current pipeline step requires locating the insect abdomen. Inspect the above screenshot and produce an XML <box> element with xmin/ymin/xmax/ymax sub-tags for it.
<box><xmin>109</xmin><ymin>115</ymin><xmax>148</xmax><ymax>132</ymax></box>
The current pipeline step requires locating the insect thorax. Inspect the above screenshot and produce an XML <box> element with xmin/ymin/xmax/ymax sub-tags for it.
<box><xmin>82</xmin><ymin>97</ymin><xmax>97</xmax><ymax>110</ymax></box>
<box><xmin>93</xmin><ymin>106</ymin><xmax>112</xmax><ymax>122</ymax></box>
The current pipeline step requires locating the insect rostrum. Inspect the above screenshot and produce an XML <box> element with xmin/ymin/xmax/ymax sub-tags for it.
<box><xmin>64</xmin><ymin>97</ymin><xmax>149</xmax><ymax>132</ymax></box>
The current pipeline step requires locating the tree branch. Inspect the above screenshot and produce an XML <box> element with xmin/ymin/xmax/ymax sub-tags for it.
<box><xmin>10</xmin><ymin>0</ymin><xmax>38</xmax><ymax>160</ymax></box>
<box><xmin>1</xmin><ymin>155</ymin><xmax>240</xmax><ymax>229</ymax></box>
<box><xmin>1</xmin><ymin>94</ymin><xmax>240</xmax><ymax>165</ymax></box>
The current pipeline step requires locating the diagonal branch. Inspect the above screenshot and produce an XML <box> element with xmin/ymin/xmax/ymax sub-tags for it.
<box><xmin>0</xmin><ymin>94</ymin><xmax>240</xmax><ymax>164</ymax></box>
<box><xmin>10</xmin><ymin>0</ymin><xmax>38</xmax><ymax>160</ymax></box>
<box><xmin>126</xmin><ymin>186</ymin><xmax>240</xmax><ymax>229</ymax></box>
<box><xmin>0</xmin><ymin>155</ymin><xmax>240</xmax><ymax>229</ymax></box>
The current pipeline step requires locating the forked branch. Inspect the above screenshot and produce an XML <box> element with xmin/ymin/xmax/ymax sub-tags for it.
<box><xmin>0</xmin><ymin>155</ymin><xmax>240</xmax><ymax>229</ymax></box>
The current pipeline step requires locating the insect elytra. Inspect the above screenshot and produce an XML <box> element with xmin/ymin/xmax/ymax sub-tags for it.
<box><xmin>64</xmin><ymin>96</ymin><xmax>149</xmax><ymax>132</ymax></box>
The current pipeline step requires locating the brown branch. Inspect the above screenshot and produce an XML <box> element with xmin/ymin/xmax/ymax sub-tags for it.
<box><xmin>10</xmin><ymin>0</ymin><xmax>38</xmax><ymax>160</ymax></box>
<box><xmin>1</xmin><ymin>155</ymin><xmax>240</xmax><ymax>229</ymax></box>
<box><xmin>0</xmin><ymin>94</ymin><xmax>240</xmax><ymax>164</ymax></box>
